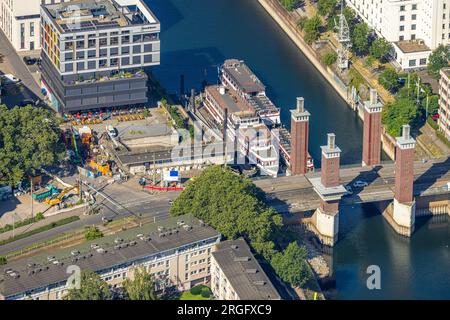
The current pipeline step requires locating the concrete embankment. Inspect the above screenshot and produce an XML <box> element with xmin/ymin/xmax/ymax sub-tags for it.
<box><xmin>258</xmin><ymin>0</ymin><xmax>398</xmax><ymax>159</ymax></box>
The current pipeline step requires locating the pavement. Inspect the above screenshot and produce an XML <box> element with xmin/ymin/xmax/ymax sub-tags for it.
<box><xmin>0</xmin><ymin>30</ymin><xmax>42</xmax><ymax>102</ymax></box>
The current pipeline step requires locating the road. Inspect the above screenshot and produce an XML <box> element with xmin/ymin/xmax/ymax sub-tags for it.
<box><xmin>256</xmin><ymin>158</ymin><xmax>450</xmax><ymax>212</ymax></box>
<box><xmin>0</xmin><ymin>30</ymin><xmax>42</xmax><ymax>100</ymax></box>
<box><xmin>0</xmin><ymin>185</ymin><xmax>179</xmax><ymax>256</ymax></box>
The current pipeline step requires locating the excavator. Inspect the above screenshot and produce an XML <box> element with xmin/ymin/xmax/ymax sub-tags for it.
<box><xmin>45</xmin><ymin>186</ymin><xmax>79</xmax><ymax>206</ymax></box>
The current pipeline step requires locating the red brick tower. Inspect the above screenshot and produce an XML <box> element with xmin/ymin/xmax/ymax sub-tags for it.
<box><xmin>362</xmin><ymin>89</ymin><xmax>383</xmax><ymax>166</ymax></box>
<box><xmin>308</xmin><ymin>133</ymin><xmax>346</xmax><ymax>246</ymax></box>
<box><xmin>389</xmin><ymin>124</ymin><xmax>416</xmax><ymax>237</ymax></box>
<box><xmin>290</xmin><ymin>97</ymin><xmax>310</xmax><ymax>175</ymax></box>
<box><xmin>394</xmin><ymin>125</ymin><xmax>415</xmax><ymax>203</ymax></box>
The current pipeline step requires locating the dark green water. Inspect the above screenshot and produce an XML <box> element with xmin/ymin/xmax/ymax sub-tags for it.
<box><xmin>147</xmin><ymin>0</ymin><xmax>450</xmax><ymax>299</ymax></box>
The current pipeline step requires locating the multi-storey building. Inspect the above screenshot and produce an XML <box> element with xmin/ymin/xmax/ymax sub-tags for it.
<box><xmin>0</xmin><ymin>0</ymin><xmax>70</xmax><ymax>52</ymax></box>
<box><xmin>210</xmin><ymin>239</ymin><xmax>281</xmax><ymax>300</ymax></box>
<box><xmin>345</xmin><ymin>0</ymin><xmax>450</xmax><ymax>70</ymax></box>
<box><xmin>438</xmin><ymin>68</ymin><xmax>450</xmax><ymax>140</ymax></box>
<box><xmin>39</xmin><ymin>0</ymin><xmax>160</xmax><ymax>113</ymax></box>
<box><xmin>0</xmin><ymin>215</ymin><xmax>221</xmax><ymax>300</ymax></box>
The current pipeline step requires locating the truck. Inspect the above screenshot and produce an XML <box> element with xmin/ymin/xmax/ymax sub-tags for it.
<box><xmin>32</xmin><ymin>184</ymin><xmax>59</xmax><ymax>202</ymax></box>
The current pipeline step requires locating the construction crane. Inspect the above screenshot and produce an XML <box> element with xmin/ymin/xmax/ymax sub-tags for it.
<box><xmin>335</xmin><ymin>0</ymin><xmax>351</xmax><ymax>70</ymax></box>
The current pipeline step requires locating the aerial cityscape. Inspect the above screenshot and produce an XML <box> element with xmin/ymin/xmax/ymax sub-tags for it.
<box><xmin>0</xmin><ymin>0</ymin><xmax>449</xmax><ymax>305</ymax></box>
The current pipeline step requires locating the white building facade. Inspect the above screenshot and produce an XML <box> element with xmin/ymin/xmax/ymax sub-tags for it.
<box><xmin>346</xmin><ymin>0</ymin><xmax>450</xmax><ymax>70</ymax></box>
<box><xmin>438</xmin><ymin>69</ymin><xmax>450</xmax><ymax>140</ymax></box>
<box><xmin>0</xmin><ymin>0</ymin><xmax>69</xmax><ymax>52</ymax></box>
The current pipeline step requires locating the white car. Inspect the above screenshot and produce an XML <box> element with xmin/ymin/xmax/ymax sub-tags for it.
<box><xmin>2</xmin><ymin>74</ymin><xmax>21</xmax><ymax>84</ymax></box>
<box><xmin>353</xmin><ymin>180</ymin><xmax>368</xmax><ymax>188</ymax></box>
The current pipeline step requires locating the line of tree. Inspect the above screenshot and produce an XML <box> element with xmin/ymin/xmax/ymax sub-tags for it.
<box><xmin>280</xmin><ymin>0</ymin><xmax>304</xmax><ymax>12</ymax></box>
<box><xmin>170</xmin><ymin>165</ymin><xmax>312</xmax><ymax>288</ymax></box>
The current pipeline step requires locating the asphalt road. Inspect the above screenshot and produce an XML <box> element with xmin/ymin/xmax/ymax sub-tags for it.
<box><xmin>0</xmin><ymin>191</ymin><xmax>177</xmax><ymax>256</ymax></box>
<box><xmin>0</xmin><ymin>30</ymin><xmax>42</xmax><ymax>100</ymax></box>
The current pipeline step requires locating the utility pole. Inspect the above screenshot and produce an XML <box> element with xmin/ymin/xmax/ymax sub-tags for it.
<box><xmin>426</xmin><ymin>94</ymin><xmax>429</xmax><ymax>119</ymax></box>
<box><xmin>153</xmin><ymin>153</ymin><xmax>156</xmax><ymax>186</ymax></box>
<box><xmin>30</xmin><ymin>177</ymin><xmax>33</xmax><ymax>219</ymax></box>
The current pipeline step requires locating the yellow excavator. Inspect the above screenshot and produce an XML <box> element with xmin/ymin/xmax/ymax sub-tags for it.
<box><xmin>45</xmin><ymin>186</ymin><xmax>79</xmax><ymax>206</ymax></box>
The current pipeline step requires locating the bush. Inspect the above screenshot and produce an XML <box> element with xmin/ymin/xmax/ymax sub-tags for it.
<box><xmin>201</xmin><ymin>287</ymin><xmax>211</xmax><ymax>298</ymax></box>
<box><xmin>322</xmin><ymin>51</ymin><xmax>337</xmax><ymax>66</ymax></box>
<box><xmin>84</xmin><ymin>226</ymin><xmax>103</xmax><ymax>241</ymax></box>
<box><xmin>0</xmin><ymin>256</ymin><xmax>7</xmax><ymax>265</ymax></box>
<box><xmin>190</xmin><ymin>285</ymin><xmax>203</xmax><ymax>296</ymax></box>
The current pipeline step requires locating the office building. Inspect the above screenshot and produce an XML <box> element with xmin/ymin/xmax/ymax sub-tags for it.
<box><xmin>39</xmin><ymin>0</ymin><xmax>160</xmax><ymax>113</ymax></box>
<box><xmin>438</xmin><ymin>68</ymin><xmax>450</xmax><ymax>140</ymax></box>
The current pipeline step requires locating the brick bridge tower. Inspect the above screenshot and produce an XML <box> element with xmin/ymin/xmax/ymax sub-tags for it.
<box><xmin>309</xmin><ymin>133</ymin><xmax>347</xmax><ymax>246</ymax></box>
<box><xmin>390</xmin><ymin>124</ymin><xmax>416</xmax><ymax>236</ymax></box>
<box><xmin>362</xmin><ymin>89</ymin><xmax>383</xmax><ymax>167</ymax></box>
<box><xmin>290</xmin><ymin>97</ymin><xmax>310</xmax><ymax>175</ymax></box>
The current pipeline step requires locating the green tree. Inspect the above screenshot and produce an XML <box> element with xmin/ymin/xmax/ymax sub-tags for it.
<box><xmin>123</xmin><ymin>266</ymin><xmax>157</xmax><ymax>300</ymax></box>
<box><xmin>351</xmin><ymin>22</ymin><xmax>370</xmax><ymax>55</ymax></box>
<box><xmin>303</xmin><ymin>15</ymin><xmax>322</xmax><ymax>44</ymax></box>
<box><xmin>379</xmin><ymin>68</ymin><xmax>400</xmax><ymax>93</ymax></box>
<box><xmin>0</xmin><ymin>256</ymin><xmax>7</xmax><ymax>265</ymax></box>
<box><xmin>84</xmin><ymin>226</ymin><xmax>103</xmax><ymax>241</ymax></box>
<box><xmin>317</xmin><ymin>0</ymin><xmax>337</xmax><ymax>17</ymax></box>
<box><xmin>427</xmin><ymin>44</ymin><xmax>450</xmax><ymax>79</ymax></box>
<box><xmin>382</xmin><ymin>97</ymin><xmax>418</xmax><ymax>137</ymax></box>
<box><xmin>322</xmin><ymin>51</ymin><xmax>338</xmax><ymax>66</ymax></box>
<box><xmin>280</xmin><ymin>0</ymin><xmax>304</xmax><ymax>11</ymax></box>
<box><xmin>65</xmin><ymin>270</ymin><xmax>111</xmax><ymax>300</ymax></box>
<box><xmin>369</xmin><ymin>38</ymin><xmax>392</xmax><ymax>61</ymax></box>
<box><xmin>0</xmin><ymin>105</ymin><xmax>65</xmax><ymax>187</ymax></box>
<box><xmin>171</xmin><ymin>166</ymin><xmax>282</xmax><ymax>250</ymax></box>
<box><xmin>271</xmin><ymin>242</ymin><xmax>312</xmax><ymax>287</ymax></box>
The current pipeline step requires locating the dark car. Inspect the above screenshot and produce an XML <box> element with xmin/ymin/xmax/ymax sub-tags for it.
<box><xmin>19</xmin><ymin>99</ymin><xmax>35</xmax><ymax>107</ymax></box>
<box><xmin>23</xmin><ymin>56</ymin><xmax>37</xmax><ymax>65</ymax></box>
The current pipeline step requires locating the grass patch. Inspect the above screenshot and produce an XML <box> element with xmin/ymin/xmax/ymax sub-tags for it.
<box><xmin>179</xmin><ymin>285</ymin><xmax>212</xmax><ymax>300</ymax></box>
<box><xmin>0</xmin><ymin>216</ymin><xmax>80</xmax><ymax>246</ymax></box>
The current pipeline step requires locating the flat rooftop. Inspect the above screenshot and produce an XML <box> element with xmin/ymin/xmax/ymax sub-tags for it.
<box><xmin>43</xmin><ymin>0</ymin><xmax>159</xmax><ymax>33</ymax></box>
<box><xmin>205</xmin><ymin>85</ymin><xmax>253</xmax><ymax>115</ymax></box>
<box><xmin>394</xmin><ymin>40</ymin><xmax>431</xmax><ymax>53</ymax></box>
<box><xmin>0</xmin><ymin>215</ymin><xmax>220</xmax><ymax>298</ymax></box>
<box><xmin>212</xmin><ymin>239</ymin><xmax>280</xmax><ymax>300</ymax></box>
<box><xmin>223</xmin><ymin>59</ymin><xmax>266</xmax><ymax>94</ymax></box>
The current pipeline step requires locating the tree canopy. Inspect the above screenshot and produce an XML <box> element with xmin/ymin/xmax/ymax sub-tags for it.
<box><xmin>271</xmin><ymin>242</ymin><xmax>312</xmax><ymax>287</ymax></box>
<box><xmin>427</xmin><ymin>45</ymin><xmax>450</xmax><ymax>79</ymax></box>
<box><xmin>171</xmin><ymin>166</ymin><xmax>311</xmax><ymax>287</ymax></box>
<box><xmin>65</xmin><ymin>270</ymin><xmax>111</xmax><ymax>300</ymax></box>
<box><xmin>351</xmin><ymin>22</ymin><xmax>370</xmax><ymax>55</ymax></box>
<box><xmin>382</xmin><ymin>97</ymin><xmax>418</xmax><ymax>137</ymax></box>
<box><xmin>369</xmin><ymin>38</ymin><xmax>392</xmax><ymax>61</ymax></box>
<box><xmin>303</xmin><ymin>14</ymin><xmax>322</xmax><ymax>45</ymax></box>
<box><xmin>84</xmin><ymin>226</ymin><xmax>103</xmax><ymax>241</ymax></box>
<box><xmin>0</xmin><ymin>105</ymin><xmax>65</xmax><ymax>187</ymax></box>
<box><xmin>379</xmin><ymin>68</ymin><xmax>400</xmax><ymax>93</ymax></box>
<box><xmin>317</xmin><ymin>0</ymin><xmax>337</xmax><ymax>17</ymax></box>
<box><xmin>280</xmin><ymin>0</ymin><xmax>304</xmax><ymax>11</ymax></box>
<box><xmin>123</xmin><ymin>266</ymin><xmax>157</xmax><ymax>300</ymax></box>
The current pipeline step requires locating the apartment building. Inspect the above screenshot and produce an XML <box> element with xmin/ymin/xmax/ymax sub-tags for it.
<box><xmin>210</xmin><ymin>239</ymin><xmax>281</xmax><ymax>300</ymax></box>
<box><xmin>0</xmin><ymin>0</ymin><xmax>70</xmax><ymax>52</ymax></box>
<box><xmin>345</xmin><ymin>0</ymin><xmax>450</xmax><ymax>70</ymax></box>
<box><xmin>39</xmin><ymin>0</ymin><xmax>161</xmax><ymax>113</ymax></box>
<box><xmin>0</xmin><ymin>215</ymin><xmax>221</xmax><ymax>300</ymax></box>
<box><xmin>438</xmin><ymin>68</ymin><xmax>450</xmax><ymax>140</ymax></box>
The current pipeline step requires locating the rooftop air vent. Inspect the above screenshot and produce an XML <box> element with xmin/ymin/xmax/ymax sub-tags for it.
<box><xmin>246</xmin><ymin>269</ymin><xmax>258</xmax><ymax>274</ymax></box>
<box><xmin>234</xmin><ymin>256</ymin><xmax>250</xmax><ymax>262</ymax></box>
<box><xmin>231</xmin><ymin>245</ymin><xmax>239</xmax><ymax>250</ymax></box>
<box><xmin>71</xmin><ymin>250</ymin><xmax>80</xmax><ymax>256</ymax></box>
<box><xmin>253</xmin><ymin>280</ymin><xmax>266</xmax><ymax>286</ymax></box>
<box><xmin>183</xmin><ymin>224</ymin><xmax>192</xmax><ymax>231</ymax></box>
<box><xmin>177</xmin><ymin>220</ymin><xmax>184</xmax><ymax>227</ymax></box>
<box><xmin>157</xmin><ymin>226</ymin><xmax>165</xmax><ymax>232</ymax></box>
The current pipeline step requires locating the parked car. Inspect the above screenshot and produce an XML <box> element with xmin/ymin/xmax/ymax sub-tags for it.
<box><xmin>23</xmin><ymin>56</ymin><xmax>37</xmax><ymax>65</ymax></box>
<box><xmin>19</xmin><ymin>99</ymin><xmax>35</xmax><ymax>107</ymax></box>
<box><xmin>2</xmin><ymin>74</ymin><xmax>21</xmax><ymax>84</ymax></box>
<box><xmin>344</xmin><ymin>186</ymin><xmax>353</xmax><ymax>196</ymax></box>
<box><xmin>353</xmin><ymin>180</ymin><xmax>368</xmax><ymax>188</ymax></box>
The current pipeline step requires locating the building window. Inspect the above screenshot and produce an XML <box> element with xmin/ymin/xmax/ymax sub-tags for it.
<box><xmin>420</xmin><ymin>58</ymin><xmax>427</xmax><ymax>65</ymax></box>
<box><xmin>20</xmin><ymin>23</ymin><xmax>25</xmax><ymax>49</ymax></box>
<box><xmin>30</xmin><ymin>22</ymin><xmax>34</xmax><ymax>37</ymax></box>
<box><xmin>409</xmin><ymin>59</ymin><xmax>417</xmax><ymax>67</ymax></box>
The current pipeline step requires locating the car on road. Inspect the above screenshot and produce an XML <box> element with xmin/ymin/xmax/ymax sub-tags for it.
<box><xmin>2</xmin><ymin>74</ymin><xmax>21</xmax><ymax>84</ymax></box>
<box><xmin>102</xmin><ymin>216</ymin><xmax>113</xmax><ymax>224</ymax></box>
<box><xmin>353</xmin><ymin>180</ymin><xmax>368</xmax><ymax>188</ymax></box>
<box><xmin>23</xmin><ymin>56</ymin><xmax>37</xmax><ymax>65</ymax></box>
<box><xmin>344</xmin><ymin>186</ymin><xmax>353</xmax><ymax>196</ymax></box>
<box><xmin>168</xmin><ymin>200</ymin><xmax>174</xmax><ymax>205</ymax></box>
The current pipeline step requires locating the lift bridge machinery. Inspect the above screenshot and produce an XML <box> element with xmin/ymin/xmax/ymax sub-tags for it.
<box><xmin>335</xmin><ymin>1</ymin><xmax>351</xmax><ymax>70</ymax></box>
